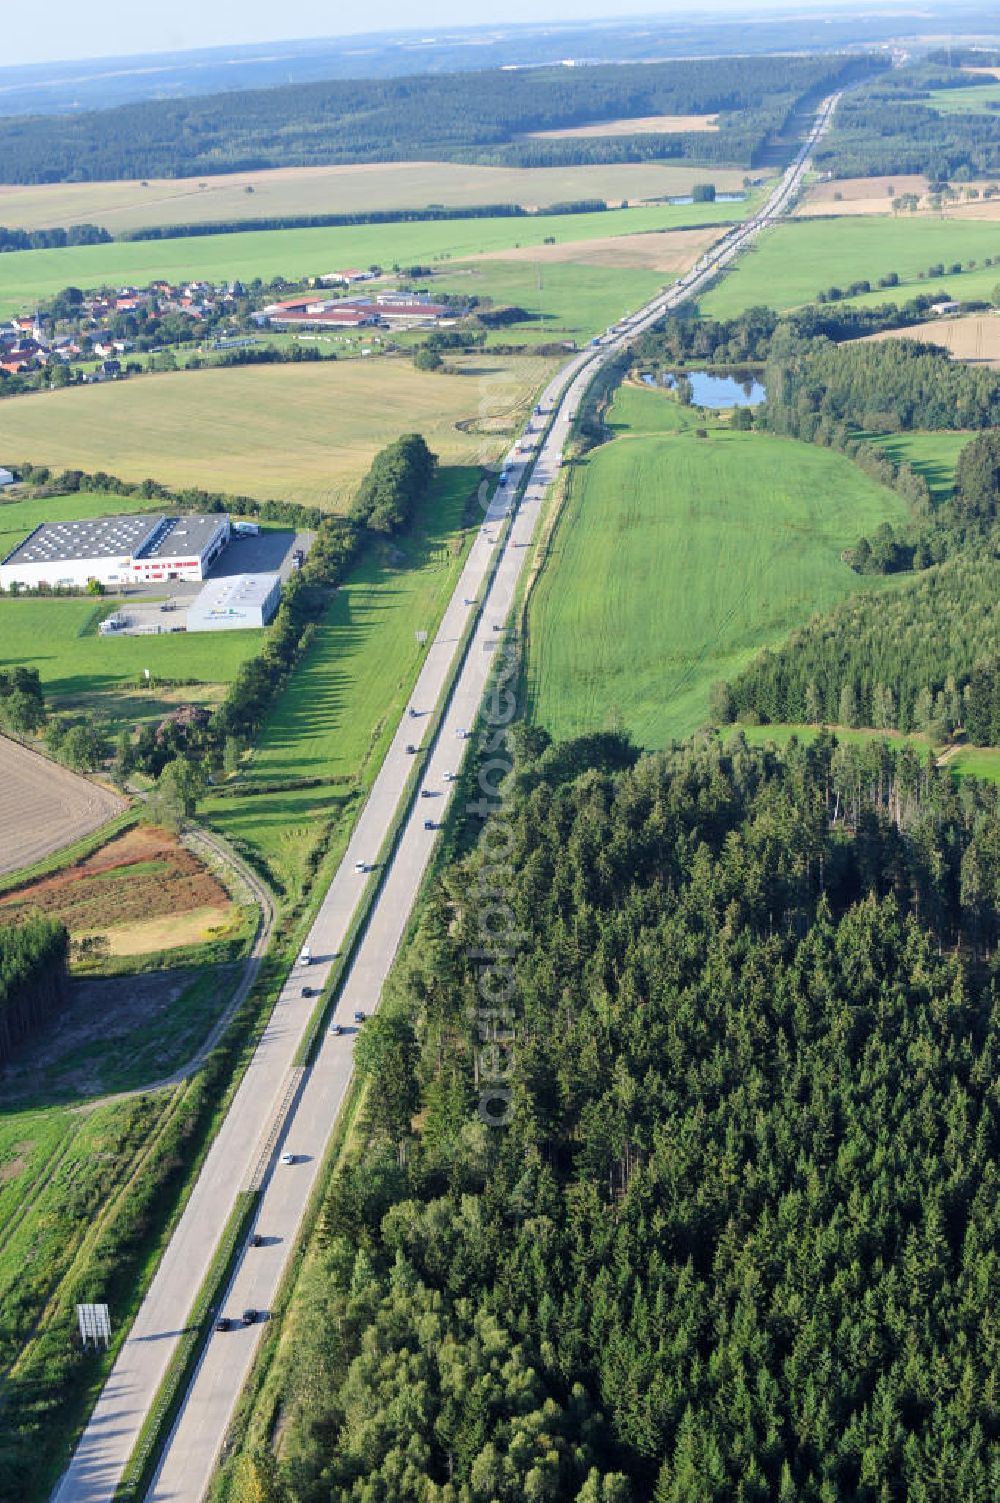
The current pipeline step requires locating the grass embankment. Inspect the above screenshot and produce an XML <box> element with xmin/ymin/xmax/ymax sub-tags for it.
<box><xmin>203</xmin><ymin>465</ymin><xmax>480</xmax><ymax>897</ymax></box>
<box><xmin>525</xmin><ymin>384</ymin><xmax>909</xmax><ymax>747</ymax></box>
<box><xmin>701</xmin><ymin>215</ymin><xmax>1000</xmax><ymax>318</ymax></box>
<box><xmin>0</xmin><ymin>199</ymin><xmax>753</xmax><ymax>318</ymax></box>
<box><xmin>0</xmin><ymin>355</ymin><xmax>548</xmax><ymax>509</ymax></box>
<box><xmin>0</xmin><ymin>162</ymin><xmax>759</xmax><ymax>235</ymax></box>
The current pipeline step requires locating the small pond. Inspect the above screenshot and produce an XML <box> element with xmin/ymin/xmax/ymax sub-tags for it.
<box><xmin>642</xmin><ymin>370</ymin><xmax>766</xmax><ymax>407</ymax></box>
<box><xmin>667</xmin><ymin>192</ymin><xmax>746</xmax><ymax>205</ymax></box>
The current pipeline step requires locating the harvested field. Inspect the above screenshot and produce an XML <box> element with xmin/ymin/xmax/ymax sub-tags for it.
<box><xmin>0</xmin><ymin>735</ymin><xmax>124</xmax><ymax>877</ymax></box>
<box><xmin>0</xmin><ymin>162</ymin><xmax>755</xmax><ymax>233</ymax></box>
<box><xmin>472</xmin><ymin>225</ymin><xmax>720</xmax><ymax>271</ymax></box>
<box><xmin>524</xmin><ymin>113</ymin><xmax>719</xmax><ymax>138</ymax></box>
<box><xmin>0</xmin><ymin>823</ymin><xmax>232</xmax><ymax>935</ymax></box>
<box><xmin>797</xmin><ymin>175</ymin><xmax>928</xmax><ymax>216</ymax></box>
<box><xmin>797</xmin><ymin>174</ymin><xmax>1000</xmax><ymax>220</ymax></box>
<box><xmin>861</xmin><ymin>313</ymin><xmax>1000</xmax><ymax>366</ymax></box>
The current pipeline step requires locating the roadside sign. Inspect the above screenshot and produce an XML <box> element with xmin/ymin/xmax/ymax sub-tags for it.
<box><xmin>77</xmin><ymin>1303</ymin><xmax>111</xmax><ymax>1349</ymax></box>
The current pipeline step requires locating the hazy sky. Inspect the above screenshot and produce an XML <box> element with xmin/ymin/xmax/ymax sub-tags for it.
<box><xmin>5</xmin><ymin>1</ymin><xmax>815</xmax><ymax>68</ymax></box>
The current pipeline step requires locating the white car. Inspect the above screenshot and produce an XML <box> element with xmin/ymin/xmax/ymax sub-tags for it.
<box><xmin>280</xmin><ymin>1152</ymin><xmax>295</xmax><ymax>1165</ymax></box>
<box><xmin>455</xmin><ymin>729</ymin><xmax>468</xmax><ymax>739</ymax></box>
<box><xmin>354</xmin><ymin>860</ymin><xmax>368</xmax><ymax>874</ymax></box>
<box><xmin>443</xmin><ymin>772</ymin><xmax>456</xmax><ymax>782</ymax></box>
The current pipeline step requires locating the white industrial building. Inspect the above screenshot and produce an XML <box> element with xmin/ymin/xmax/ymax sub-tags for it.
<box><xmin>186</xmin><ymin>573</ymin><xmax>281</xmax><ymax>632</ymax></box>
<box><xmin>0</xmin><ymin>513</ymin><xmax>230</xmax><ymax>592</ymax></box>
<box><xmin>0</xmin><ymin>467</ymin><xmax>15</xmax><ymax>489</ymax></box>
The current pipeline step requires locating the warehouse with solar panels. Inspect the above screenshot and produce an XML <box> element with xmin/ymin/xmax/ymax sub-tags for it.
<box><xmin>0</xmin><ymin>513</ymin><xmax>230</xmax><ymax>591</ymax></box>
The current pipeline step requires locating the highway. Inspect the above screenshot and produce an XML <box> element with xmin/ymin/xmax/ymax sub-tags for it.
<box><xmin>52</xmin><ymin>90</ymin><xmax>837</xmax><ymax>1503</ymax></box>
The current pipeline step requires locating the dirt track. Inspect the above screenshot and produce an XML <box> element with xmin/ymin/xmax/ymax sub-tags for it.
<box><xmin>0</xmin><ymin>735</ymin><xmax>125</xmax><ymax>876</ymax></box>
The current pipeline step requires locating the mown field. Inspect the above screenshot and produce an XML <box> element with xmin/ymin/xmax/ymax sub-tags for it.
<box><xmin>0</xmin><ymin>161</ymin><xmax>759</xmax><ymax>234</ymax></box>
<box><xmin>0</xmin><ymin>596</ymin><xmax>261</xmax><ymax>723</ymax></box>
<box><xmin>0</xmin><ymin>199</ymin><xmax>754</xmax><ymax>318</ymax></box>
<box><xmin>701</xmin><ymin>215</ymin><xmax>1000</xmax><ymax>318</ymax></box>
<box><xmin>0</xmin><ymin>354</ymin><xmax>551</xmax><ymax>509</ymax></box>
<box><xmin>204</xmin><ymin>464</ymin><xmax>478</xmax><ymax>896</ymax></box>
<box><xmin>525</xmin><ymin>385</ymin><xmax>908</xmax><ymax>747</ymax></box>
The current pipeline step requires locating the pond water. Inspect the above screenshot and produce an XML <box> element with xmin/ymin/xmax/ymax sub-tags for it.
<box><xmin>667</xmin><ymin>192</ymin><xmax>746</xmax><ymax>205</ymax></box>
<box><xmin>641</xmin><ymin>370</ymin><xmax>766</xmax><ymax>408</ymax></box>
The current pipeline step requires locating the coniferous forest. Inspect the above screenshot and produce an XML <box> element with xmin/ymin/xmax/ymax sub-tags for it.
<box><xmin>0</xmin><ymin>917</ymin><xmax>69</xmax><ymax>1065</ymax></box>
<box><xmin>0</xmin><ymin>54</ymin><xmax>875</xmax><ymax>184</ymax></box>
<box><xmin>248</xmin><ymin>732</ymin><xmax>1000</xmax><ymax>1503</ymax></box>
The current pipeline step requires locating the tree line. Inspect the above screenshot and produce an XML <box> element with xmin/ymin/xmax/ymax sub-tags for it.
<box><xmin>0</xmin><ymin>54</ymin><xmax>880</xmax><ymax>183</ymax></box>
<box><xmin>237</xmin><ymin>729</ymin><xmax>1000</xmax><ymax>1503</ymax></box>
<box><xmin>715</xmin><ymin>544</ymin><xmax>1000</xmax><ymax>742</ymax></box>
<box><xmin>0</xmin><ymin>222</ymin><xmax>110</xmax><ymax>252</ymax></box>
<box><xmin>0</xmin><ymin>915</ymin><xmax>69</xmax><ymax>1065</ymax></box>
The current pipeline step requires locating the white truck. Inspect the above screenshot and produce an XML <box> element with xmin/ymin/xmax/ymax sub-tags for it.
<box><xmin>298</xmin><ymin>945</ymin><xmax>312</xmax><ymax>966</ymax></box>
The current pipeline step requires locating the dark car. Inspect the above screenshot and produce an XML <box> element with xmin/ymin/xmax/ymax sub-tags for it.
<box><xmin>420</xmin><ymin>788</ymin><xmax>433</xmax><ymax>798</ymax></box>
<box><xmin>302</xmin><ymin>985</ymin><xmax>314</xmax><ymax>998</ymax></box>
<box><xmin>242</xmin><ymin>1308</ymin><xmax>258</xmax><ymax>1326</ymax></box>
<box><xmin>250</xmin><ymin>1232</ymin><xmax>263</xmax><ymax>1248</ymax></box>
<box><xmin>353</xmin><ymin>1009</ymin><xmax>366</xmax><ymax>1024</ymax></box>
<box><xmin>405</xmin><ymin>743</ymin><xmax>418</xmax><ymax>754</ymax></box>
<box><xmin>215</xmin><ymin>1315</ymin><xmax>232</xmax><ymax>1333</ymax></box>
<box><xmin>424</xmin><ymin>819</ymin><xmax>436</xmax><ymax>830</ymax></box>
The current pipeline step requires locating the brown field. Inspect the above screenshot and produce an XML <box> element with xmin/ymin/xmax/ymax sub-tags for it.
<box><xmin>473</xmin><ymin>225</ymin><xmax>720</xmax><ymax>272</ymax></box>
<box><xmin>798</xmin><ymin>174</ymin><xmax>1000</xmax><ymax>221</ymax></box>
<box><xmin>0</xmin><ymin>823</ymin><xmax>232</xmax><ymax>935</ymax></box>
<box><xmin>0</xmin><ymin>160</ymin><xmax>753</xmax><ymax>232</ymax></box>
<box><xmin>962</xmin><ymin>65</ymin><xmax>1000</xmax><ymax>79</ymax></box>
<box><xmin>0</xmin><ymin>735</ymin><xmax>124</xmax><ymax>876</ymax></box>
<box><xmin>797</xmin><ymin>175</ymin><xmax>930</xmax><ymax>216</ymax></box>
<box><xmin>0</xmin><ymin>354</ymin><xmax>550</xmax><ymax>509</ymax></box>
<box><xmin>862</xmin><ymin>312</ymin><xmax>1000</xmax><ymax>366</ymax></box>
<box><xmin>524</xmin><ymin>113</ymin><xmax>719</xmax><ymax>139</ymax></box>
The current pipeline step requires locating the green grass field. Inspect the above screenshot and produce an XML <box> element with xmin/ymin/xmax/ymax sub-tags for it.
<box><xmin>0</xmin><ymin>199</ymin><xmax>751</xmax><ymax>318</ymax></box>
<box><xmin>701</xmin><ymin>215</ymin><xmax>1000</xmax><ymax>318</ymax></box>
<box><xmin>525</xmin><ymin>385</ymin><xmax>908</xmax><ymax>747</ymax></box>
<box><xmin>432</xmin><ymin>259</ymin><xmax>668</xmax><ymax>347</ymax></box>
<box><xmin>866</xmin><ymin>429</ymin><xmax>971</xmax><ymax>504</ymax></box>
<box><xmin>925</xmin><ymin>82</ymin><xmax>1000</xmax><ymax>114</ymax></box>
<box><xmin>0</xmin><ymin>596</ymin><xmax>261</xmax><ymax>714</ymax></box>
<box><xmin>204</xmin><ymin>465</ymin><xmax>477</xmax><ymax>895</ymax></box>
<box><xmin>0</xmin><ymin>354</ymin><xmax>550</xmax><ymax>509</ymax></box>
<box><xmin>0</xmin><ymin>162</ymin><xmax>760</xmax><ymax>235</ymax></box>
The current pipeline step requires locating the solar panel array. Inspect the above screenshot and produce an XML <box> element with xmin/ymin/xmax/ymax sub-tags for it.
<box><xmin>2</xmin><ymin>514</ymin><xmax>164</xmax><ymax>566</ymax></box>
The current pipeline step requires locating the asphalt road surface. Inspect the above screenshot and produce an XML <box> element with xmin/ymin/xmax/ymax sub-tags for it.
<box><xmin>52</xmin><ymin>93</ymin><xmax>836</xmax><ymax>1503</ymax></box>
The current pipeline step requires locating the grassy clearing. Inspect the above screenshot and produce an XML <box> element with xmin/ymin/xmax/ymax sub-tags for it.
<box><xmin>865</xmin><ymin>429</ymin><xmax>970</xmax><ymax>504</ymax></box>
<box><xmin>0</xmin><ymin>354</ymin><xmax>549</xmax><ymax>510</ymax></box>
<box><xmin>525</xmin><ymin>385</ymin><xmax>908</xmax><ymax>747</ymax></box>
<box><xmin>0</xmin><ymin>163</ymin><xmax>760</xmax><ymax>235</ymax></box>
<box><xmin>724</xmin><ymin>722</ymin><xmax>1000</xmax><ymax>783</ymax></box>
<box><xmin>926</xmin><ymin>82</ymin><xmax>1000</xmax><ymax>114</ymax></box>
<box><xmin>701</xmin><ymin>215</ymin><xmax>1000</xmax><ymax>318</ymax></box>
<box><xmin>0</xmin><ymin>200</ymin><xmax>752</xmax><ymax>318</ymax></box>
<box><xmin>0</xmin><ymin>595</ymin><xmax>260</xmax><ymax>719</ymax></box>
<box><xmin>204</xmin><ymin>465</ymin><xmax>478</xmax><ymax>895</ymax></box>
